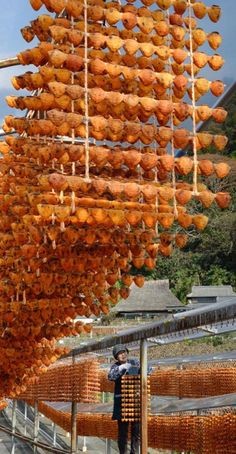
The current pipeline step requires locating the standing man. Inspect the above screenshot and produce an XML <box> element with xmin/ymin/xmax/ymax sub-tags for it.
<box><xmin>108</xmin><ymin>344</ymin><xmax>140</xmax><ymax>454</ymax></box>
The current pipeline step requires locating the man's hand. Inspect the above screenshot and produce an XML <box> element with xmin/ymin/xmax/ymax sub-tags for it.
<box><xmin>118</xmin><ymin>362</ymin><xmax>131</xmax><ymax>372</ymax></box>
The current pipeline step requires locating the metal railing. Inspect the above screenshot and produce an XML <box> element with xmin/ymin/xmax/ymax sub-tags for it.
<box><xmin>3</xmin><ymin>401</ymin><xmax>70</xmax><ymax>454</ymax></box>
<box><xmin>0</xmin><ymin>423</ymin><xmax>70</xmax><ymax>454</ymax></box>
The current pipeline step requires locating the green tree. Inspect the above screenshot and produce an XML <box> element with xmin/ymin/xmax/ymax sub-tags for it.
<box><xmin>201</xmin><ymin>90</ymin><xmax>236</xmax><ymax>157</ymax></box>
<box><xmin>135</xmin><ymin>208</ymin><xmax>236</xmax><ymax>302</ymax></box>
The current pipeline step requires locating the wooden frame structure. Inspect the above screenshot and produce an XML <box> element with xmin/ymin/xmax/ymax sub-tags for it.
<box><xmin>2</xmin><ymin>296</ymin><xmax>236</xmax><ymax>454</ymax></box>
<box><xmin>59</xmin><ymin>299</ymin><xmax>236</xmax><ymax>453</ymax></box>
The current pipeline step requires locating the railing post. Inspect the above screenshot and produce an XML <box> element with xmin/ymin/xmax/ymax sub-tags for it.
<box><xmin>103</xmin><ymin>391</ymin><xmax>110</xmax><ymax>453</ymax></box>
<box><xmin>106</xmin><ymin>438</ymin><xmax>112</xmax><ymax>454</ymax></box>
<box><xmin>33</xmin><ymin>400</ymin><xmax>39</xmax><ymax>454</ymax></box>
<box><xmin>11</xmin><ymin>399</ymin><xmax>16</xmax><ymax>454</ymax></box>
<box><xmin>140</xmin><ymin>339</ymin><xmax>148</xmax><ymax>454</ymax></box>
<box><xmin>82</xmin><ymin>436</ymin><xmax>87</xmax><ymax>452</ymax></box>
<box><xmin>52</xmin><ymin>422</ymin><xmax>57</xmax><ymax>447</ymax></box>
<box><xmin>71</xmin><ymin>401</ymin><xmax>77</xmax><ymax>453</ymax></box>
<box><xmin>24</xmin><ymin>401</ymin><xmax>27</xmax><ymax>436</ymax></box>
<box><xmin>71</xmin><ymin>355</ymin><xmax>77</xmax><ymax>454</ymax></box>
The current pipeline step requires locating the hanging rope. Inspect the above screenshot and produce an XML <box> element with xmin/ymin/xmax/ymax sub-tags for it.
<box><xmin>167</xmin><ymin>10</ymin><xmax>178</xmax><ymax>219</ymax></box>
<box><xmin>84</xmin><ymin>0</ymin><xmax>90</xmax><ymax>182</ymax></box>
<box><xmin>70</xmin><ymin>14</ymin><xmax>76</xmax><ymax>214</ymax></box>
<box><xmin>188</xmin><ymin>0</ymin><xmax>199</xmax><ymax>196</ymax></box>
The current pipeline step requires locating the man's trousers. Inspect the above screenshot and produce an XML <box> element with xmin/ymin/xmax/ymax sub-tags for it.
<box><xmin>117</xmin><ymin>420</ymin><xmax>140</xmax><ymax>454</ymax></box>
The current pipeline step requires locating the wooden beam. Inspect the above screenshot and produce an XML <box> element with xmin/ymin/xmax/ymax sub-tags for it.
<box><xmin>62</xmin><ymin>300</ymin><xmax>236</xmax><ymax>358</ymax></box>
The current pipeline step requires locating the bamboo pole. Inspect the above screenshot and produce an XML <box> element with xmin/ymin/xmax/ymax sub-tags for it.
<box><xmin>140</xmin><ymin>339</ymin><xmax>148</xmax><ymax>454</ymax></box>
<box><xmin>0</xmin><ymin>57</ymin><xmax>19</xmax><ymax>69</ymax></box>
<box><xmin>62</xmin><ymin>299</ymin><xmax>236</xmax><ymax>358</ymax></box>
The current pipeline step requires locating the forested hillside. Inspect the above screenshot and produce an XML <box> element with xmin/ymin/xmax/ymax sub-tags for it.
<box><xmin>203</xmin><ymin>88</ymin><xmax>236</xmax><ymax>158</ymax></box>
<box><xmin>137</xmin><ymin>91</ymin><xmax>236</xmax><ymax>302</ymax></box>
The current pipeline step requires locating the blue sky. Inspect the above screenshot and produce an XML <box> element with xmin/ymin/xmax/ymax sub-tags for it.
<box><xmin>0</xmin><ymin>0</ymin><xmax>235</xmax><ymax>123</ymax></box>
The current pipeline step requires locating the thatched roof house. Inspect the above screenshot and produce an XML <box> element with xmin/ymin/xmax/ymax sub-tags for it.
<box><xmin>187</xmin><ymin>285</ymin><xmax>236</xmax><ymax>305</ymax></box>
<box><xmin>113</xmin><ymin>280</ymin><xmax>184</xmax><ymax>318</ymax></box>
